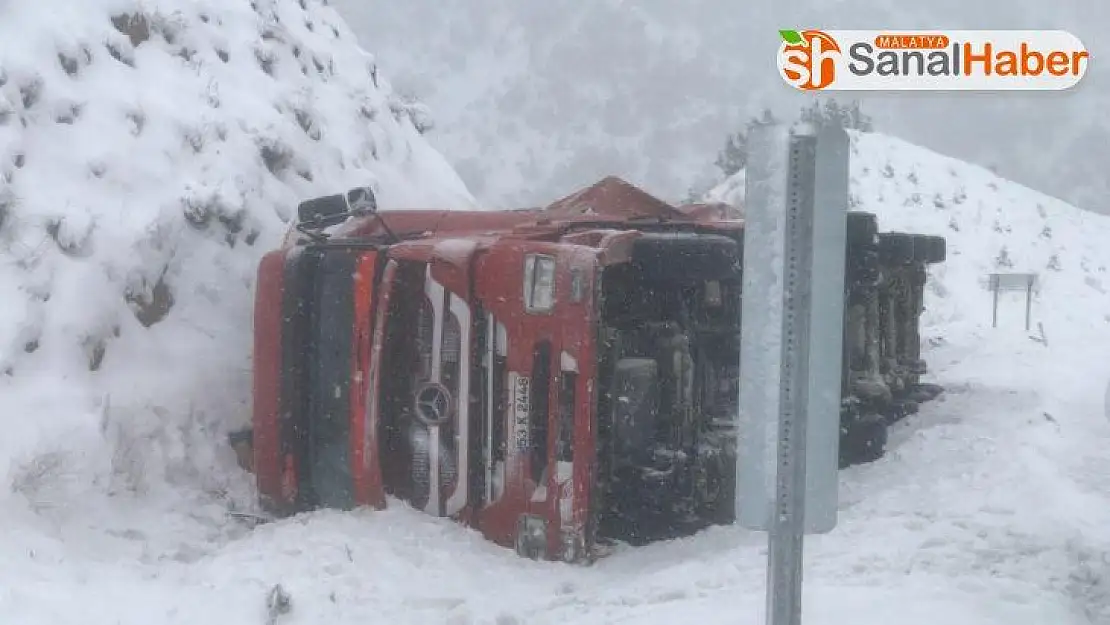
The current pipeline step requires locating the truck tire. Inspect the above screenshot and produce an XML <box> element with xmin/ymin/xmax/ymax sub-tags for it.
<box><xmin>910</xmin><ymin>234</ymin><xmax>934</xmax><ymax>264</ymax></box>
<box><xmin>878</xmin><ymin>232</ymin><xmax>914</xmax><ymax>265</ymax></box>
<box><xmin>839</xmin><ymin>414</ymin><xmax>888</xmax><ymax>467</ymax></box>
<box><xmin>847</xmin><ymin>212</ymin><xmax>879</xmax><ymax>248</ymax></box>
<box><xmin>924</xmin><ymin>235</ymin><xmax>946</xmax><ymax>264</ymax></box>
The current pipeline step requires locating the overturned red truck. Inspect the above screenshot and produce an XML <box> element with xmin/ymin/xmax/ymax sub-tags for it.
<box><xmin>243</xmin><ymin>177</ymin><xmax>945</xmax><ymax>561</ymax></box>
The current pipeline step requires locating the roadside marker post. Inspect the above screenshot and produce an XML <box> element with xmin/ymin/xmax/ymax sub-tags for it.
<box><xmin>736</xmin><ymin>121</ymin><xmax>850</xmax><ymax>625</ymax></box>
<box><xmin>988</xmin><ymin>272</ymin><xmax>1037</xmax><ymax>331</ymax></box>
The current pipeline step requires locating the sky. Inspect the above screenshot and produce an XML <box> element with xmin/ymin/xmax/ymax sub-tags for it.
<box><xmin>333</xmin><ymin>0</ymin><xmax>1110</xmax><ymax>212</ymax></box>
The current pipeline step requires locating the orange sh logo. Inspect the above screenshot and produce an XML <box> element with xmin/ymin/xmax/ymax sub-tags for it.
<box><xmin>778</xmin><ymin>29</ymin><xmax>841</xmax><ymax>90</ymax></box>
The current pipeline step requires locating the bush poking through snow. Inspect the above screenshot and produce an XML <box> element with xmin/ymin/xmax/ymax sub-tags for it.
<box><xmin>255</xmin><ymin>48</ymin><xmax>278</xmax><ymax>76</ymax></box>
<box><xmin>9</xmin><ymin>449</ymin><xmax>73</xmax><ymax>513</ymax></box>
<box><xmin>58</xmin><ymin>53</ymin><xmax>80</xmax><ymax>77</ymax></box>
<box><xmin>124</xmin><ymin>272</ymin><xmax>175</xmax><ymax>328</ymax></box>
<box><xmin>0</xmin><ymin>189</ymin><xmax>13</xmax><ymax>232</ymax></box>
<box><xmin>19</xmin><ymin>77</ymin><xmax>43</xmax><ymax>109</ymax></box>
<box><xmin>84</xmin><ymin>334</ymin><xmax>110</xmax><ymax>370</ymax></box>
<box><xmin>45</xmin><ymin>215</ymin><xmax>95</xmax><ymax>257</ymax></box>
<box><xmin>0</xmin><ymin>95</ymin><xmax>13</xmax><ymax>125</ymax></box>
<box><xmin>266</xmin><ymin>584</ymin><xmax>293</xmax><ymax>625</ymax></box>
<box><xmin>110</xmin><ymin>13</ymin><xmax>152</xmax><ymax>47</ymax></box>
<box><xmin>105</xmin><ymin>41</ymin><xmax>135</xmax><ymax>67</ymax></box>
<box><xmin>126</xmin><ymin>110</ymin><xmax>145</xmax><ymax>136</ymax></box>
<box><xmin>258</xmin><ymin>138</ymin><xmax>294</xmax><ymax>177</ymax></box>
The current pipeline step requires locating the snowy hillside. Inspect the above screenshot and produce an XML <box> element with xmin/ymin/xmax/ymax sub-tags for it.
<box><xmin>709</xmin><ymin>130</ymin><xmax>1110</xmax><ymax>345</ymax></box>
<box><xmin>0</xmin><ymin>0</ymin><xmax>473</xmax><ymax>553</ymax></box>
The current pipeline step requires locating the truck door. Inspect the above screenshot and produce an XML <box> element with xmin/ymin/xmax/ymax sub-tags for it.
<box><xmin>472</xmin><ymin>241</ymin><xmax>598</xmax><ymax>560</ymax></box>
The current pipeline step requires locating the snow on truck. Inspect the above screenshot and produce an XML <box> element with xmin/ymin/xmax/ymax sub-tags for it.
<box><xmin>241</xmin><ymin>176</ymin><xmax>946</xmax><ymax>562</ymax></box>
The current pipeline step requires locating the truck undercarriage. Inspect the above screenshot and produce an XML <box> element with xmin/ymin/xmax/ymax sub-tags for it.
<box><xmin>593</xmin><ymin>232</ymin><xmax>742</xmax><ymax>545</ymax></box>
<box><xmin>240</xmin><ymin>177</ymin><xmax>946</xmax><ymax>559</ymax></box>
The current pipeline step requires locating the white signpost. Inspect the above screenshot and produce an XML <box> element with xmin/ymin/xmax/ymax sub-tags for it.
<box><xmin>987</xmin><ymin>272</ymin><xmax>1037</xmax><ymax>331</ymax></box>
<box><xmin>736</xmin><ymin>121</ymin><xmax>850</xmax><ymax>625</ymax></box>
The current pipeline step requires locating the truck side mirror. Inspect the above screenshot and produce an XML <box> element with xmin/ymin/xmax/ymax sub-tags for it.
<box><xmin>297</xmin><ymin>193</ymin><xmax>348</xmax><ymax>227</ymax></box>
<box><xmin>295</xmin><ymin>186</ymin><xmax>378</xmax><ymax>229</ymax></box>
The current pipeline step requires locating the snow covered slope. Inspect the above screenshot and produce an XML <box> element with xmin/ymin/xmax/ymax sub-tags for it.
<box><xmin>0</xmin><ymin>0</ymin><xmax>472</xmax><ymax>538</ymax></box>
<box><xmin>710</xmin><ymin>130</ymin><xmax>1110</xmax><ymax>344</ymax></box>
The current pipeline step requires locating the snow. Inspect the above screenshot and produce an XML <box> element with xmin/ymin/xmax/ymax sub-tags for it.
<box><xmin>0</xmin><ymin>0</ymin><xmax>475</xmax><ymax>619</ymax></box>
<box><xmin>3</xmin><ymin>4</ymin><xmax>1110</xmax><ymax>621</ymax></box>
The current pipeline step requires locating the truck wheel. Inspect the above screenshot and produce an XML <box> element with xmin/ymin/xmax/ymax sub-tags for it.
<box><xmin>847</xmin><ymin>212</ymin><xmax>879</xmax><ymax>248</ymax></box>
<box><xmin>839</xmin><ymin>414</ymin><xmax>888</xmax><ymax>467</ymax></box>
<box><xmin>878</xmin><ymin>232</ymin><xmax>914</xmax><ymax>265</ymax></box>
<box><xmin>925</xmin><ymin>235</ymin><xmax>946</xmax><ymax>264</ymax></box>
<box><xmin>910</xmin><ymin>234</ymin><xmax>934</xmax><ymax>264</ymax></box>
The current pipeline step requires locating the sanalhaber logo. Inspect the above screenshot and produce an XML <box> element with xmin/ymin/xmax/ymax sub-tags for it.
<box><xmin>777</xmin><ymin>29</ymin><xmax>1089</xmax><ymax>91</ymax></box>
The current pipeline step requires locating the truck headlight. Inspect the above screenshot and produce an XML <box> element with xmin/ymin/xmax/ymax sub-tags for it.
<box><xmin>524</xmin><ymin>254</ymin><xmax>556</xmax><ymax>312</ymax></box>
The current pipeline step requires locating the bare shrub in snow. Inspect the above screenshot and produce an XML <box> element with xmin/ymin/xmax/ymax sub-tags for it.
<box><xmin>0</xmin><ymin>188</ymin><xmax>14</xmax><ymax>232</ymax></box>
<box><xmin>293</xmin><ymin>107</ymin><xmax>321</xmax><ymax>140</ymax></box>
<box><xmin>84</xmin><ymin>335</ymin><xmax>108</xmax><ymax>371</ymax></box>
<box><xmin>45</xmin><ymin>214</ymin><xmax>95</xmax><ymax>257</ymax></box>
<box><xmin>0</xmin><ymin>94</ymin><xmax>13</xmax><ymax>125</ymax></box>
<box><xmin>101</xmin><ymin>406</ymin><xmax>149</xmax><ymax>496</ymax></box>
<box><xmin>18</xmin><ymin>77</ymin><xmax>43</xmax><ymax>109</ymax></box>
<box><xmin>255</xmin><ymin>48</ymin><xmax>278</xmax><ymax>76</ymax></box>
<box><xmin>57</xmin><ymin>52</ymin><xmax>80</xmax><ymax>77</ymax></box>
<box><xmin>110</xmin><ymin>13</ymin><xmax>151</xmax><ymax>47</ymax></box>
<box><xmin>9</xmin><ymin>449</ymin><xmax>73</xmax><ymax>513</ymax></box>
<box><xmin>104</xmin><ymin>41</ymin><xmax>135</xmax><ymax>67</ymax></box>
<box><xmin>995</xmin><ymin>246</ymin><xmax>1014</xmax><ymax>268</ymax></box>
<box><xmin>125</xmin><ymin>271</ymin><xmax>175</xmax><ymax>327</ymax></box>
<box><xmin>389</xmin><ymin>93</ymin><xmax>434</xmax><ymax>135</ymax></box>
<box><xmin>53</xmin><ymin>102</ymin><xmax>82</xmax><ymax>125</ymax></box>
<box><xmin>181</xmin><ymin>127</ymin><xmax>205</xmax><ymax>153</ymax></box>
<box><xmin>258</xmin><ymin>138</ymin><xmax>294</xmax><ymax>176</ymax></box>
<box><xmin>126</xmin><ymin>109</ymin><xmax>146</xmax><ymax>136</ymax></box>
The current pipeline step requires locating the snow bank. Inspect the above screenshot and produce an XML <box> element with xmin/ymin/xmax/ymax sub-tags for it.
<box><xmin>0</xmin><ymin>0</ymin><xmax>473</xmax><ymax>521</ymax></box>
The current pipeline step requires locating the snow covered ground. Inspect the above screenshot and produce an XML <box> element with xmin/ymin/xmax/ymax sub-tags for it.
<box><xmin>0</xmin><ymin>0</ymin><xmax>477</xmax><ymax>621</ymax></box>
<box><xmin>3</xmin><ymin>1</ymin><xmax>1110</xmax><ymax>623</ymax></box>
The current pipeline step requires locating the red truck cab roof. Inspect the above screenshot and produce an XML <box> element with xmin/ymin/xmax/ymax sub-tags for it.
<box><xmin>325</xmin><ymin>176</ymin><xmax>744</xmax><ymax>251</ymax></box>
